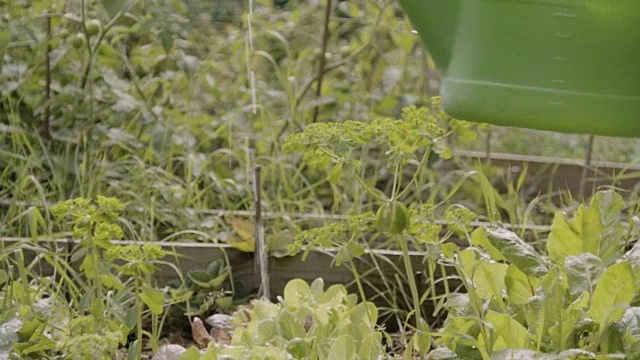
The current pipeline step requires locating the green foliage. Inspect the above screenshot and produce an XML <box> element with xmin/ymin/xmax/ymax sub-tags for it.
<box><xmin>205</xmin><ymin>278</ymin><xmax>385</xmax><ymax>360</ymax></box>
<box><xmin>547</xmin><ymin>191</ymin><xmax>625</xmax><ymax>267</ymax></box>
<box><xmin>0</xmin><ymin>196</ymin><xmax>176</xmax><ymax>359</ymax></box>
<box><xmin>433</xmin><ymin>190</ymin><xmax>640</xmax><ymax>358</ymax></box>
<box><xmin>168</xmin><ymin>259</ymin><xmax>235</xmax><ymax>317</ymax></box>
<box><xmin>284</xmin><ymin>104</ymin><xmax>485</xmax><ymax>355</ymax></box>
<box><xmin>283</xmin><ymin>104</ymin><xmax>451</xmax><ymax>188</ymax></box>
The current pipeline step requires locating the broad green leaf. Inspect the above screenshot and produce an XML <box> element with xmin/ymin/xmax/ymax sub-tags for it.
<box><xmin>16</xmin><ymin>317</ymin><xmax>40</xmax><ymax>340</ymax></box>
<box><xmin>404</xmin><ymin>336</ymin><xmax>415</xmax><ymax>360</ymax></box>
<box><xmin>548</xmin><ymin>307</ymin><xmax>582</xmax><ymax>351</ymax></box>
<box><xmin>17</xmin><ymin>336</ymin><xmax>56</xmax><ymax>355</ymax></box>
<box><xmin>99</xmin><ymin>273</ymin><xmax>124</xmax><ymax>291</ymax></box>
<box><xmin>339</xmin><ymin>323</ymin><xmax>364</xmax><ymax>344</ymax></box>
<box><xmin>336</xmin><ymin>242</ymin><xmax>365</xmax><ymax>266</ymax></box>
<box><xmin>569</xmin><ymin>291</ymin><xmax>591</xmax><ymax>311</ymax></box>
<box><xmin>565</xmin><ymin>253</ymin><xmax>604</xmax><ymax>298</ymax></box>
<box><xmin>439</xmin><ymin>316</ymin><xmax>479</xmax><ymax>351</ymax></box>
<box><xmin>525</xmin><ymin>268</ymin><xmax>565</xmax><ymax>345</ymax></box>
<box><xmin>188</xmin><ymin>270</ymin><xmax>228</xmax><ymax>289</ymax></box>
<box><xmin>286</xmin><ymin>338</ymin><xmax>310</xmax><ymax>359</ymax></box>
<box><xmin>470</xmin><ymin>227</ymin><xmax>506</xmax><ymax>261</ymax></box>
<box><xmin>460</xmin><ymin>249</ymin><xmax>508</xmax><ymax>301</ymax></box>
<box><xmin>0</xmin><ymin>270</ymin><xmax>7</xmax><ymax>285</ymax></box>
<box><xmin>505</xmin><ymin>265</ymin><xmax>536</xmax><ymax>305</ymax></box>
<box><xmin>349</xmin><ymin>302</ymin><xmax>378</xmax><ymax>326</ymax></box>
<box><xmin>328</xmin><ymin>335</ymin><xmax>356</xmax><ymax>359</ymax></box>
<box><xmin>124</xmin><ymin>306</ymin><xmax>138</xmax><ymax>328</ymax></box>
<box><xmin>178</xmin><ymin>346</ymin><xmax>202</xmax><ymax>360</ymax></box>
<box><xmin>224</xmin><ymin>217</ymin><xmax>256</xmax><ymax>252</ymax></box>
<box><xmin>283</xmin><ymin>279</ymin><xmax>311</xmax><ymax>308</ymax></box>
<box><xmin>258</xmin><ymin>319</ymin><xmax>278</xmax><ymax>343</ymax></box>
<box><xmin>251</xmin><ymin>299</ymin><xmax>279</xmax><ymax>321</ymax></box>
<box><xmin>206</xmin><ymin>260</ymin><xmax>222</xmax><ymax>276</ymax></box>
<box><xmin>140</xmin><ymin>285</ymin><xmax>165</xmax><ymax>315</ymax></box>
<box><xmin>199</xmin><ymin>343</ymin><xmax>218</xmax><ymax>360</ymax></box>
<box><xmin>440</xmin><ymin>242</ymin><xmax>459</xmax><ymax>259</ymax></box>
<box><xmin>601</xmin><ymin>324</ymin><xmax>625</xmax><ymax>354</ymax></box>
<box><xmin>278</xmin><ymin>311</ymin><xmax>306</xmax><ymax>339</ymax></box>
<box><xmin>71</xmin><ymin>246</ymin><xmax>88</xmax><ymax>263</ymax></box>
<box><xmin>318</xmin><ymin>284</ymin><xmax>347</xmax><ymax>304</ymax></box>
<box><xmin>589</xmin><ymin>261</ymin><xmax>635</xmax><ymax>331</ymax></box>
<box><xmin>623</xmin><ymin>243</ymin><xmax>640</xmax><ymax>283</ymax></box>
<box><xmin>127</xmin><ymin>340</ymin><xmax>140</xmax><ymax>360</ymax></box>
<box><xmin>327</xmin><ymin>162</ymin><xmax>343</xmax><ymax>186</ymax></box>
<box><xmin>267</xmin><ymin>229</ymin><xmax>297</xmax><ymax>258</ymax></box>
<box><xmin>620</xmin><ymin>307</ymin><xmax>640</xmax><ymax>337</ymax></box>
<box><xmin>547</xmin><ymin>206</ymin><xmax>600</xmax><ymax>265</ymax></box>
<box><xmin>476</xmin><ymin>260</ymin><xmax>508</xmax><ymax>301</ymax></box>
<box><xmin>485</xmin><ymin>228</ymin><xmax>548</xmax><ymax>277</ymax></box>
<box><xmin>310</xmin><ymin>278</ymin><xmax>324</xmax><ymax>298</ymax></box>
<box><xmin>359</xmin><ymin>332</ymin><xmax>382</xmax><ymax>360</ymax></box>
<box><xmin>593</xmin><ymin>191</ymin><xmax>625</xmax><ymax>265</ymax></box>
<box><xmin>414</xmin><ymin>317</ymin><xmax>431</xmax><ymax>353</ymax></box>
<box><xmin>620</xmin><ymin>307</ymin><xmax>640</xmax><ymax>355</ymax></box>
<box><xmin>547</xmin><ymin>190</ymin><xmax>624</xmax><ymax>266</ymax></box>
<box><xmin>81</xmin><ymin>255</ymin><xmax>96</xmax><ymax>277</ymax></box>
<box><xmin>215</xmin><ymin>296</ymin><xmax>233</xmax><ymax>310</ymax></box>
<box><xmin>480</xmin><ymin>311</ymin><xmax>531</xmax><ymax>351</ymax></box>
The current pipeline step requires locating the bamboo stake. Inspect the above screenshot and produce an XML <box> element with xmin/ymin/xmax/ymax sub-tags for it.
<box><xmin>253</xmin><ymin>165</ymin><xmax>269</xmax><ymax>299</ymax></box>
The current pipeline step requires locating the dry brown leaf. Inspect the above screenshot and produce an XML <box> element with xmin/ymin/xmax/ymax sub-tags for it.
<box><xmin>191</xmin><ymin>317</ymin><xmax>213</xmax><ymax>348</ymax></box>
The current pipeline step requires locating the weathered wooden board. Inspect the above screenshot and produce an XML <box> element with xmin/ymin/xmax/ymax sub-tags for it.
<box><xmin>450</xmin><ymin>150</ymin><xmax>640</xmax><ymax>197</ymax></box>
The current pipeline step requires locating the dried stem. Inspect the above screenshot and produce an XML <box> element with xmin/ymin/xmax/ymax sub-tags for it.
<box><xmin>253</xmin><ymin>165</ymin><xmax>269</xmax><ymax>299</ymax></box>
<box><xmin>312</xmin><ymin>0</ymin><xmax>333</xmax><ymax>123</ymax></box>
<box><xmin>41</xmin><ymin>14</ymin><xmax>52</xmax><ymax>140</ymax></box>
<box><xmin>579</xmin><ymin>135</ymin><xmax>595</xmax><ymax>199</ymax></box>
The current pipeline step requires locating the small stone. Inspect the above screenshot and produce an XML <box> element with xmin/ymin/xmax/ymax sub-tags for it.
<box><xmin>204</xmin><ymin>314</ymin><xmax>234</xmax><ymax>330</ymax></box>
<box><xmin>205</xmin><ymin>313</ymin><xmax>235</xmax><ymax>343</ymax></box>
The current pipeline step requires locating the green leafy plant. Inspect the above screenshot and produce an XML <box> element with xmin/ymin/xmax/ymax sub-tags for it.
<box><xmin>432</xmin><ymin>190</ymin><xmax>640</xmax><ymax>359</ymax></box>
<box><xmin>180</xmin><ymin>278</ymin><xmax>385</xmax><ymax>360</ymax></box>
<box><xmin>167</xmin><ymin>259</ymin><xmax>235</xmax><ymax>318</ymax></box>
<box><xmin>284</xmin><ymin>104</ymin><xmax>472</xmax><ymax>356</ymax></box>
<box><xmin>0</xmin><ymin>196</ymin><xmax>176</xmax><ymax>359</ymax></box>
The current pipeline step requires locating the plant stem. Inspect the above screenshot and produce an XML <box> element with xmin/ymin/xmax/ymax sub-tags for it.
<box><xmin>135</xmin><ymin>277</ymin><xmax>143</xmax><ymax>360</ymax></box>
<box><xmin>349</xmin><ymin>258</ymin><xmax>374</xmax><ymax>323</ymax></box>
<box><xmin>41</xmin><ymin>13</ymin><xmax>52</xmax><ymax>140</ymax></box>
<box><xmin>88</xmin><ymin>229</ymin><xmax>105</xmax><ymax>320</ymax></box>
<box><xmin>398</xmin><ymin>235</ymin><xmax>422</xmax><ymax>327</ymax></box>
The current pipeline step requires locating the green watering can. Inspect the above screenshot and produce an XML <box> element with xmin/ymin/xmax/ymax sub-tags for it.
<box><xmin>400</xmin><ymin>0</ymin><xmax>640</xmax><ymax>137</ymax></box>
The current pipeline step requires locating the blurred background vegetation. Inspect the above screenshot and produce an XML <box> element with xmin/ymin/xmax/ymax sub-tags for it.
<box><xmin>1</xmin><ymin>0</ymin><xmax>640</xmax><ymax>243</ymax></box>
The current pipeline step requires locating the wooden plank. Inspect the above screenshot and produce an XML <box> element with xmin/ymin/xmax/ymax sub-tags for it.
<box><xmin>450</xmin><ymin>150</ymin><xmax>640</xmax><ymax>196</ymax></box>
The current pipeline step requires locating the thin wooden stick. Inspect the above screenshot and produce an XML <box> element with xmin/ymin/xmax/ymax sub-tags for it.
<box><xmin>41</xmin><ymin>14</ymin><xmax>52</xmax><ymax>140</ymax></box>
<box><xmin>579</xmin><ymin>135</ymin><xmax>595</xmax><ymax>199</ymax></box>
<box><xmin>312</xmin><ymin>0</ymin><xmax>332</xmax><ymax>123</ymax></box>
<box><xmin>253</xmin><ymin>165</ymin><xmax>269</xmax><ymax>299</ymax></box>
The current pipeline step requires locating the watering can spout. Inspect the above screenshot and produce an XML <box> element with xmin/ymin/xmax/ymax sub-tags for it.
<box><xmin>399</xmin><ymin>0</ymin><xmax>461</xmax><ymax>71</ymax></box>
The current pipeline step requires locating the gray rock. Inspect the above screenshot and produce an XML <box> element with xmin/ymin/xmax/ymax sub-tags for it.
<box><xmin>205</xmin><ymin>314</ymin><xmax>234</xmax><ymax>330</ymax></box>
